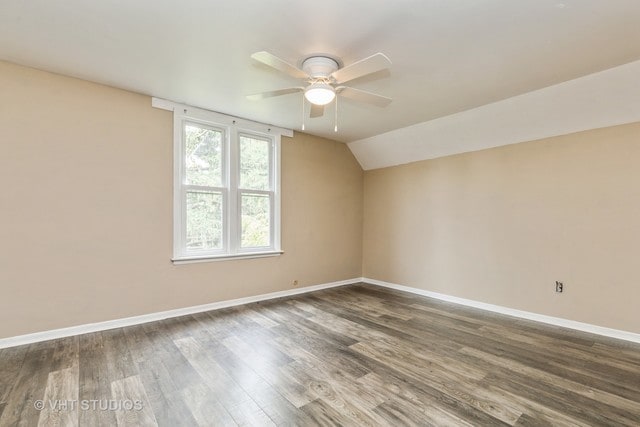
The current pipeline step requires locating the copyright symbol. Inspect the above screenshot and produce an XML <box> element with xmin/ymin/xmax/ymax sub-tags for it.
<box><xmin>34</xmin><ymin>400</ymin><xmax>44</xmax><ymax>410</ymax></box>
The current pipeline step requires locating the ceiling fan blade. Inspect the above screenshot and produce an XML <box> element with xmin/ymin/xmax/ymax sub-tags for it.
<box><xmin>331</xmin><ymin>53</ymin><xmax>391</xmax><ymax>84</ymax></box>
<box><xmin>337</xmin><ymin>87</ymin><xmax>392</xmax><ymax>107</ymax></box>
<box><xmin>251</xmin><ymin>51</ymin><xmax>308</xmax><ymax>79</ymax></box>
<box><xmin>246</xmin><ymin>87</ymin><xmax>303</xmax><ymax>101</ymax></box>
<box><xmin>309</xmin><ymin>104</ymin><xmax>325</xmax><ymax>118</ymax></box>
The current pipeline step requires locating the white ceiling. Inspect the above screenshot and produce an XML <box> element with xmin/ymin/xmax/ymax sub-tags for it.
<box><xmin>1</xmin><ymin>0</ymin><xmax>640</xmax><ymax>143</ymax></box>
<box><xmin>350</xmin><ymin>59</ymin><xmax>640</xmax><ymax>169</ymax></box>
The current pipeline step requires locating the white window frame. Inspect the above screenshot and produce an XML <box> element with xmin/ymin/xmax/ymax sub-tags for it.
<box><xmin>235</xmin><ymin>132</ymin><xmax>276</xmax><ymax>254</ymax></box>
<box><xmin>152</xmin><ymin>98</ymin><xmax>290</xmax><ymax>263</ymax></box>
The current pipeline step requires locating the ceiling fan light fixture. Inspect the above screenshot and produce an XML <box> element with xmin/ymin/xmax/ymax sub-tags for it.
<box><xmin>304</xmin><ymin>83</ymin><xmax>335</xmax><ymax>106</ymax></box>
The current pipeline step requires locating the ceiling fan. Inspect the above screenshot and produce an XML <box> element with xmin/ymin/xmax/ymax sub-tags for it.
<box><xmin>247</xmin><ymin>51</ymin><xmax>392</xmax><ymax>122</ymax></box>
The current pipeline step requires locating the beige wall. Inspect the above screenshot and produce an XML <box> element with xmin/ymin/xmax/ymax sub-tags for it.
<box><xmin>0</xmin><ymin>61</ymin><xmax>363</xmax><ymax>339</ymax></box>
<box><xmin>363</xmin><ymin>122</ymin><xmax>640</xmax><ymax>333</ymax></box>
<box><xmin>2</xmin><ymin>58</ymin><xmax>638</xmax><ymax>339</ymax></box>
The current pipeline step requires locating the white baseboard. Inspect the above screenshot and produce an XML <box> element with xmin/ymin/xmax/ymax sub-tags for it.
<box><xmin>5</xmin><ymin>276</ymin><xmax>638</xmax><ymax>348</ymax></box>
<box><xmin>362</xmin><ymin>278</ymin><xmax>640</xmax><ymax>344</ymax></box>
<box><xmin>0</xmin><ymin>278</ymin><xmax>361</xmax><ymax>349</ymax></box>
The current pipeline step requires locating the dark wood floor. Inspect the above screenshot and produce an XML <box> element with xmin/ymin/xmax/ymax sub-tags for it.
<box><xmin>1</xmin><ymin>283</ymin><xmax>639</xmax><ymax>426</ymax></box>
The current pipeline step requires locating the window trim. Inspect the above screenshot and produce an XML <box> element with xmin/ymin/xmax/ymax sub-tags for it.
<box><xmin>154</xmin><ymin>98</ymin><xmax>290</xmax><ymax>263</ymax></box>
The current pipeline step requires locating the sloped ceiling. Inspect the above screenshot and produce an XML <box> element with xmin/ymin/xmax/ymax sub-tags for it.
<box><xmin>350</xmin><ymin>60</ymin><xmax>640</xmax><ymax>169</ymax></box>
<box><xmin>1</xmin><ymin>1</ymin><xmax>640</xmax><ymax>165</ymax></box>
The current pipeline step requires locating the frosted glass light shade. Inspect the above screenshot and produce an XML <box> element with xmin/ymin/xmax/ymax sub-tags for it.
<box><xmin>304</xmin><ymin>84</ymin><xmax>335</xmax><ymax>105</ymax></box>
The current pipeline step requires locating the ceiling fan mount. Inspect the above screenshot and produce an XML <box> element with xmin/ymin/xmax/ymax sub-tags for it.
<box><xmin>301</xmin><ymin>56</ymin><xmax>340</xmax><ymax>79</ymax></box>
<box><xmin>247</xmin><ymin>51</ymin><xmax>392</xmax><ymax>123</ymax></box>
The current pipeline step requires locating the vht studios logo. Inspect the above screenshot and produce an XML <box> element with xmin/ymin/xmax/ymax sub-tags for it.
<box><xmin>34</xmin><ymin>399</ymin><xmax>144</xmax><ymax>411</ymax></box>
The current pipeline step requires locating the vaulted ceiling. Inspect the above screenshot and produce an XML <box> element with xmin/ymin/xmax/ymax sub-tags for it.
<box><xmin>2</xmin><ymin>1</ymin><xmax>640</xmax><ymax>148</ymax></box>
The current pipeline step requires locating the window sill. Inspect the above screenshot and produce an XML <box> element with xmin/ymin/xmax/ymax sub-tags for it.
<box><xmin>172</xmin><ymin>250</ymin><xmax>284</xmax><ymax>265</ymax></box>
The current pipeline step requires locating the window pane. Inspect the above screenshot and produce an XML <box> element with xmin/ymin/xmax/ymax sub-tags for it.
<box><xmin>241</xmin><ymin>193</ymin><xmax>270</xmax><ymax>248</ymax></box>
<box><xmin>186</xmin><ymin>191</ymin><xmax>223</xmax><ymax>250</ymax></box>
<box><xmin>185</xmin><ymin>124</ymin><xmax>222</xmax><ymax>187</ymax></box>
<box><xmin>239</xmin><ymin>135</ymin><xmax>270</xmax><ymax>190</ymax></box>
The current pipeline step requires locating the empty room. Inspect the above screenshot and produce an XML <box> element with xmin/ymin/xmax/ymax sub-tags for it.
<box><xmin>1</xmin><ymin>1</ymin><xmax>639</xmax><ymax>426</ymax></box>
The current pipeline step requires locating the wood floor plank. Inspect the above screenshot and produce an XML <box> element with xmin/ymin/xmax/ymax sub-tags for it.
<box><xmin>282</xmin><ymin>361</ymin><xmax>390</xmax><ymax>426</ymax></box>
<box><xmin>123</xmin><ymin>322</ymin><xmax>203</xmax><ymax>424</ymax></box>
<box><xmin>77</xmin><ymin>333</ymin><xmax>118</xmax><ymax>426</ymax></box>
<box><xmin>37</xmin><ymin>365</ymin><xmax>79</xmax><ymax>427</ymax></box>
<box><xmin>299</xmin><ymin>398</ymin><xmax>352</xmax><ymax>426</ymax></box>
<box><xmin>257</xmin><ymin>310</ymin><xmax>369</xmax><ymax>380</ymax></box>
<box><xmin>455</xmin><ymin>331</ymin><xmax>640</xmax><ymax>401</ymax></box>
<box><xmin>174</xmin><ymin>336</ymin><xmax>276</xmax><ymax>426</ymax></box>
<box><xmin>0</xmin><ymin>341</ymin><xmax>56</xmax><ymax>427</ymax></box>
<box><xmin>179</xmin><ymin>382</ymin><xmax>237</xmax><ymax>426</ymax></box>
<box><xmin>460</xmin><ymin>346</ymin><xmax>640</xmax><ymax>416</ymax></box>
<box><xmin>220</xmin><ymin>335</ymin><xmax>316</xmax><ymax>409</ymax></box>
<box><xmin>110</xmin><ymin>375</ymin><xmax>158</xmax><ymax>427</ymax></box>
<box><xmin>361</xmin><ymin>370</ymin><xmax>523</xmax><ymax>425</ymax></box>
<box><xmin>196</xmin><ymin>312</ymin><xmax>313</xmax><ymax>412</ymax></box>
<box><xmin>213</xmin><ymin>348</ymin><xmax>315</xmax><ymax>426</ymax></box>
<box><xmin>138</xmin><ymin>325</ymin><xmax>203</xmax><ymax>393</ymax></box>
<box><xmin>348</xmin><ymin>343</ymin><xmax>512</xmax><ymax>425</ymax></box>
<box><xmin>0</xmin><ymin>345</ymin><xmax>29</xmax><ymax>404</ymax></box>
<box><xmin>134</xmin><ymin>358</ymin><xmax>201</xmax><ymax>427</ymax></box>
<box><xmin>1</xmin><ymin>283</ymin><xmax>639</xmax><ymax>425</ymax></box>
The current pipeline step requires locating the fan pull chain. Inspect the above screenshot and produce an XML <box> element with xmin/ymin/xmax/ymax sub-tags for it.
<box><xmin>301</xmin><ymin>95</ymin><xmax>305</xmax><ymax>131</ymax></box>
<box><xmin>334</xmin><ymin>96</ymin><xmax>338</xmax><ymax>132</ymax></box>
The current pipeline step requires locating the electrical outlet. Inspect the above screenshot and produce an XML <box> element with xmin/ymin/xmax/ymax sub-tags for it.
<box><xmin>292</xmin><ymin>280</ymin><xmax>299</xmax><ymax>287</ymax></box>
<box><xmin>555</xmin><ymin>281</ymin><xmax>563</xmax><ymax>293</ymax></box>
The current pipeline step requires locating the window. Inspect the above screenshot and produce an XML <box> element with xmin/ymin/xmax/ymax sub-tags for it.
<box><xmin>165</xmin><ymin>102</ymin><xmax>286</xmax><ymax>262</ymax></box>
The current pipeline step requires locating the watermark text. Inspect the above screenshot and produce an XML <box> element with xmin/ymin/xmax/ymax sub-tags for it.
<box><xmin>34</xmin><ymin>399</ymin><xmax>143</xmax><ymax>411</ymax></box>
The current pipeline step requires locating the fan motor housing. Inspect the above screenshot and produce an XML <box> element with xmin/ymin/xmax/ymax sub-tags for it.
<box><xmin>302</xmin><ymin>56</ymin><xmax>340</xmax><ymax>78</ymax></box>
